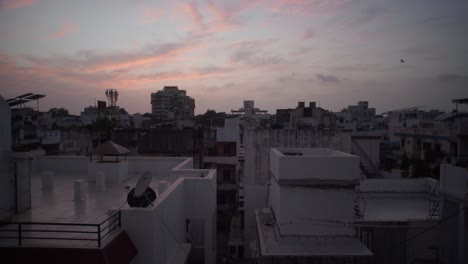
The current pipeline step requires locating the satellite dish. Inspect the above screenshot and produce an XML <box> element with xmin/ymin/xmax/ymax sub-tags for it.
<box><xmin>127</xmin><ymin>188</ymin><xmax>156</xmax><ymax>207</ymax></box>
<box><xmin>127</xmin><ymin>171</ymin><xmax>157</xmax><ymax>208</ymax></box>
<box><xmin>135</xmin><ymin>171</ymin><xmax>152</xmax><ymax>196</ymax></box>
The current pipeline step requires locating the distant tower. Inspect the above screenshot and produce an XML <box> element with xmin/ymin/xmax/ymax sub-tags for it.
<box><xmin>105</xmin><ymin>89</ymin><xmax>119</xmax><ymax>107</ymax></box>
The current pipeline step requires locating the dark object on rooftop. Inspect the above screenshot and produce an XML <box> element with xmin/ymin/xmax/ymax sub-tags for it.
<box><xmin>127</xmin><ymin>187</ymin><xmax>157</xmax><ymax>207</ymax></box>
<box><xmin>127</xmin><ymin>171</ymin><xmax>157</xmax><ymax>207</ymax></box>
<box><xmin>400</xmin><ymin>59</ymin><xmax>405</xmax><ymax>63</ymax></box>
<box><xmin>452</xmin><ymin>98</ymin><xmax>468</xmax><ymax>105</ymax></box>
<box><xmin>7</xmin><ymin>93</ymin><xmax>45</xmax><ymax>107</ymax></box>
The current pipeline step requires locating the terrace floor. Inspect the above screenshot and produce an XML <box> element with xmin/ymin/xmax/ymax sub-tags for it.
<box><xmin>1</xmin><ymin>171</ymin><xmax>167</xmax><ymax>248</ymax></box>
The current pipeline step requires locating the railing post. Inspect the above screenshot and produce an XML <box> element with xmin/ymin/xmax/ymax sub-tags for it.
<box><xmin>97</xmin><ymin>225</ymin><xmax>101</xmax><ymax>248</ymax></box>
<box><xmin>18</xmin><ymin>223</ymin><xmax>22</xmax><ymax>246</ymax></box>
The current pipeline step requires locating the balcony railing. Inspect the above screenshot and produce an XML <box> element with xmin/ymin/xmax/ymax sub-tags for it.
<box><xmin>0</xmin><ymin>211</ymin><xmax>121</xmax><ymax>248</ymax></box>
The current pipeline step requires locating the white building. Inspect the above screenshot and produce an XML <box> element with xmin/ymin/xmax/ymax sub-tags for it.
<box><xmin>0</xmin><ymin>95</ymin><xmax>217</xmax><ymax>264</ymax></box>
<box><xmin>254</xmin><ymin>146</ymin><xmax>466</xmax><ymax>264</ymax></box>
<box><xmin>338</xmin><ymin>101</ymin><xmax>377</xmax><ymax>131</ymax></box>
<box><xmin>231</xmin><ymin>100</ymin><xmax>269</xmax><ymax>121</ymax></box>
<box><xmin>385</xmin><ymin>106</ymin><xmax>425</xmax><ymax>142</ymax></box>
<box><xmin>242</xmin><ymin>129</ymin><xmax>351</xmax><ymax>258</ymax></box>
<box><xmin>256</xmin><ymin>148</ymin><xmax>372</xmax><ymax>262</ymax></box>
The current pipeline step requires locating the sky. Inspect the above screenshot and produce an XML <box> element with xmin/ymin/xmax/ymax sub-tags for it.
<box><xmin>0</xmin><ymin>0</ymin><xmax>467</xmax><ymax>115</ymax></box>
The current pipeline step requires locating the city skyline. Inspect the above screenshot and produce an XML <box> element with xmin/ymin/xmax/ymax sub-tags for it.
<box><xmin>1</xmin><ymin>0</ymin><xmax>467</xmax><ymax>115</ymax></box>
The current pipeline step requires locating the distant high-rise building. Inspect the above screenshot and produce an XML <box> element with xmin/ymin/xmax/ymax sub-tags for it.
<box><xmin>151</xmin><ymin>86</ymin><xmax>195</xmax><ymax>121</ymax></box>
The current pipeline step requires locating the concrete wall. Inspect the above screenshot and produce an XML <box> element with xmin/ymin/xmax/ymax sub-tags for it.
<box><xmin>270</xmin><ymin>148</ymin><xmax>360</xmax><ymax>181</ymax></box>
<box><xmin>440</xmin><ymin>164</ymin><xmax>468</xmax><ymax>200</ymax></box>
<box><xmin>270</xmin><ymin>180</ymin><xmax>355</xmax><ymax>236</ymax></box>
<box><xmin>121</xmin><ymin>167</ymin><xmax>216</xmax><ymax>264</ymax></box>
<box><xmin>244</xmin><ymin>129</ymin><xmax>351</xmax><ymax>185</ymax></box>
<box><xmin>0</xmin><ymin>96</ymin><xmax>12</xmax><ymax>217</ymax></box>
<box><xmin>127</xmin><ymin>156</ymin><xmax>187</xmax><ymax>177</ymax></box>
<box><xmin>31</xmin><ymin>156</ymin><xmax>187</xmax><ymax>177</ymax></box>
<box><xmin>359</xmin><ymin>178</ymin><xmax>435</xmax><ymax>193</ymax></box>
<box><xmin>242</xmin><ymin>129</ymin><xmax>351</xmax><ymax>256</ymax></box>
<box><xmin>32</xmin><ymin>156</ymin><xmax>88</xmax><ymax>173</ymax></box>
<box><xmin>244</xmin><ymin>184</ymin><xmax>268</xmax><ymax>257</ymax></box>
<box><xmin>122</xmin><ymin>180</ymin><xmax>185</xmax><ymax>264</ymax></box>
<box><xmin>269</xmin><ymin>148</ymin><xmax>358</xmax><ymax>236</ymax></box>
<box><xmin>217</xmin><ymin>118</ymin><xmax>239</xmax><ymax>142</ymax></box>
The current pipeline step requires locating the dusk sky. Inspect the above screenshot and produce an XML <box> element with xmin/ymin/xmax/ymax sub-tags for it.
<box><xmin>1</xmin><ymin>0</ymin><xmax>467</xmax><ymax>115</ymax></box>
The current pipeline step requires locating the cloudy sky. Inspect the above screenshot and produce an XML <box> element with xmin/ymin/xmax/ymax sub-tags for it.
<box><xmin>1</xmin><ymin>0</ymin><xmax>467</xmax><ymax>115</ymax></box>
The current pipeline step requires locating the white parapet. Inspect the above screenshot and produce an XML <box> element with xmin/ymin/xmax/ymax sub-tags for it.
<box><xmin>269</xmin><ymin>148</ymin><xmax>360</xmax><ymax>237</ymax></box>
<box><xmin>157</xmin><ymin>181</ymin><xmax>170</xmax><ymax>195</ymax></box>
<box><xmin>41</xmin><ymin>171</ymin><xmax>54</xmax><ymax>190</ymax></box>
<box><xmin>270</xmin><ymin>148</ymin><xmax>360</xmax><ymax>182</ymax></box>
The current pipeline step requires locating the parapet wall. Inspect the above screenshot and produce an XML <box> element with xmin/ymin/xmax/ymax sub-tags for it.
<box><xmin>359</xmin><ymin>178</ymin><xmax>437</xmax><ymax>193</ymax></box>
<box><xmin>32</xmin><ymin>155</ymin><xmax>188</xmax><ymax>177</ymax></box>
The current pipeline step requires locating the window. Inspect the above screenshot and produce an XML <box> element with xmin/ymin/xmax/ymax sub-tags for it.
<box><xmin>208</xmin><ymin>147</ymin><xmax>216</xmax><ymax>156</ymax></box>
<box><xmin>223</xmin><ymin>142</ymin><xmax>236</xmax><ymax>156</ymax></box>
<box><xmin>223</xmin><ymin>170</ymin><xmax>232</xmax><ymax>182</ymax></box>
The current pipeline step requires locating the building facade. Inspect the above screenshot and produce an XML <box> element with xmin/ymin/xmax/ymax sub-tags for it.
<box><xmin>151</xmin><ymin>86</ymin><xmax>195</xmax><ymax>121</ymax></box>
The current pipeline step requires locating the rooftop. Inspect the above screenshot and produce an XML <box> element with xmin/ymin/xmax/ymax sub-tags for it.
<box><xmin>12</xmin><ymin>172</ymin><xmax>144</xmax><ymax>224</ymax></box>
<box><xmin>0</xmin><ymin>155</ymin><xmax>192</xmax><ymax>248</ymax></box>
<box><xmin>357</xmin><ymin>178</ymin><xmax>440</xmax><ymax>222</ymax></box>
<box><xmin>255</xmin><ymin>208</ymin><xmax>372</xmax><ymax>257</ymax></box>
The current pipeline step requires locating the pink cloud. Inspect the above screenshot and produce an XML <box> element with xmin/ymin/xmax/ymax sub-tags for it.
<box><xmin>22</xmin><ymin>38</ymin><xmax>201</xmax><ymax>74</ymax></box>
<box><xmin>84</xmin><ymin>42</ymin><xmax>199</xmax><ymax>72</ymax></box>
<box><xmin>142</xmin><ymin>7</ymin><xmax>161</xmax><ymax>23</ymax></box>
<box><xmin>181</xmin><ymin>2</ymin><xmax>205</xmax><ymax>30</ymax></box>
<box><xmin>0</xmin><ymin>0</ymin><xmax>39</xmax><ymax>9</ymax></box>
<box><xmin>48</xmin><ymin>21</ymin><xmax>79</xmax><ymax>40</ymax></box>
<box><xmin>303</xmin><ymin>28</ymin><xmax>315</xmax><ymax>40</ymax></box>
<box><xmin>0</xmin><ymin>36</ymin><xmax>219</xmax><ymax>95</ymax></box>
<box><xmin>134</xmin><ymin>66</ymin><xmax>232</xmax><ymax>83</ymax></box>
<box><xmin>178</xmin><ymin>0</ymin><xmax>263</xmax><ymax>34</ymax></box>
<box><xmin>205</xmin><ymin>2</ymin><xmax>238</xmax><ymax>32</ymax></box>
<box><xmin>266</xmin><ymin>0</ymin><xmax>350</xmax><ymax>16</ymax></box>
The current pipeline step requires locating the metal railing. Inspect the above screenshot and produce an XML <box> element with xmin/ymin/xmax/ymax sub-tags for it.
<box><xmin>0</xmin><ymin>211</ymin><xmax>121</xmax><ymax>247</ymax></box>
<box><xmin>355</xmin><ymin>185</ymin><xmax>366</xmax><ymax>218</ymax></box>
<box><xmin>351</xmin><ymin>138</ymin><xmax>383</xmax><ymax>178</ymax></box>
<box><xmin>427</xmin><ymin>188</ymin><xmax>440</xmax><ymax>220</ymax></box>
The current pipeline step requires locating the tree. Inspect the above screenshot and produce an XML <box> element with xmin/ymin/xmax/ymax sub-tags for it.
<box><xmin>194</xmin><ymin>109</ymin><xmax>227</xmax><ymax>127</ymax></box>
<box><xmin>94</xmin><ymin>117</ymin><xmax>117</xmax><ymax>140</ymax></box>
<box><xmin>48</xmin><ymin>108</ymin><xmax>69</xmax><ymax>118</ymax></box>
